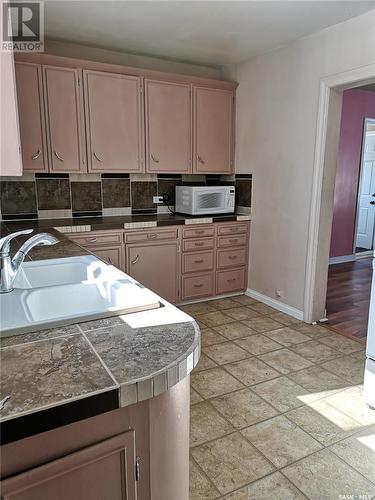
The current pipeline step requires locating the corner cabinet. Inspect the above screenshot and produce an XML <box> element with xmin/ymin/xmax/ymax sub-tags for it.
<box><xmin>43</xmin><ymin>66</ymin><xmax>87</xmax><ymax>173</ymax></box>
<box><xmin>145</xmin><ymin>79</ymin><xmax>191</xmax><ymax>173</ymax></box>
<box><xmin>84</xmin><ymin>71</ymin><xmax>144</xmax><ymax>173</ymax></box>
<box><xmin>193</xmin><ymin>86</ymin><xmax>234</xmax><ymax>174</ymax></box>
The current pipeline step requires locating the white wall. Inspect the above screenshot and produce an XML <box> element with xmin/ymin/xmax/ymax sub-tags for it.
<box><xmin>45</xmin><ymin>39</ymin><xmax>224</xmax><ymax>79</ymax></box>
<box><xmin>231</xmin><ymin>10</ymin><xmax>375</xmax><ymax>313</ymax></box>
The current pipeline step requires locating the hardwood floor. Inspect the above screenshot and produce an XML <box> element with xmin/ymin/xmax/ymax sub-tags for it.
<box><xmin>325</xmin><ymin>257</ymin><xmax>372</xmax><ymax>343</ymax></box>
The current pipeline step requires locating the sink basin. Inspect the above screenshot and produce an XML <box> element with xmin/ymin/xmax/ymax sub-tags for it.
<box><xmin>1</xmin><ymin>256</ymin><xmax>161</xmax><ymax>337</ymax></box>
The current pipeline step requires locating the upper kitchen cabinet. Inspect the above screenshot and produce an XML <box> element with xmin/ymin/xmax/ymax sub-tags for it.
<box><xmin>193</xmin><ymin>86</ymin><xmax>234</xmax><ymax>174</ymax></box>
<box><xmin>43</xmin><ymin>66</ymin><xmax>86</xmax><ymax>173</ymax></box>
<box><xmin>15</xmin><ymin>62</ymin><xmax>47</xmax><ymax>172</ymax></box>
<box><xmin>84</xmin><ymin>70</ymin><xmax>144</xmax><ymax>173</ymax></box>
<box><xmin>145</xmin><ymin>79</ymin><xmax>191</xmax><ymax>173</ymax></box>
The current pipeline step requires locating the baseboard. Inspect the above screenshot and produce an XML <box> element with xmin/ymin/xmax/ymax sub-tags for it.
<box><xmin>356</xmin><ymin>251</ymin><xmax>373</xmax><ymax>260</ymax></box>
<box><xmin>245</xmin><ymin>289</ymin><xmax>304</xmax><ymax>320</ymax></box>
<box><xmin>329</xmin><ymin>254</ymin><xmax>356</xmax><ymax>264</ymax></box>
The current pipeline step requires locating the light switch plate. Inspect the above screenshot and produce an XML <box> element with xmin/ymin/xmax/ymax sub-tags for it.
<box><xmin>153</xmin><ymin>196</ymin><xmax>163</xmax><ymax>204</ymax></box>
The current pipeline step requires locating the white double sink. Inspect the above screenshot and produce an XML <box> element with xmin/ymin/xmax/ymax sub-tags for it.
<box><xmin>0</xmin><ymin>255</ymin><xmax>161</xmax><ymax>337</ymax></box>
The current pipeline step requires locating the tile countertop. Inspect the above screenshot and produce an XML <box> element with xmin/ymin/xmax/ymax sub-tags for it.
<box><xmin>0</xmin><ymin>226</ymin><xmax>200</xmax><ymax>444</ymax></box>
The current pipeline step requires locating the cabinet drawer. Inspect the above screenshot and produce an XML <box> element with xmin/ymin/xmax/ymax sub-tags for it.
<box><xmin>216</xmin><ymin>268</ymin><xmax>246</xmax><ymax>294</ymax></box>
<box><xmin>217</xmin><ymin>223</ymin><xmax>249</xmax><ymax>236</ymax></box>
<box><xmin>124</xmin><ymin>228</ymin><xmax>178</xmax><ymax>244</ymax></box>
<box><xmin>182</xmin><ymin>251</ymin><xmax>214</xmax><ymax>274</ymax></box>
<box><xmin>68</xmin><ymin>231</ymin><xmax>122</xmax><ymax>247</ymax></box>
<box><xmin>182</xmin><ymin>226</ymin><xmax>214</xmax><ymax>239</ymax></box>
<box><xmin>217</xmin><ymin>248</ymin><xmax>247</xmax><ymax>269</ymax></box>
<box><xmin>181</xmin><ymin>273</ymin><xmax>214</xmax><ymax>301</ymax></box>
<box><xmin>217</xmin><ymin>234</ymin><xmax>247</xmax><ymax>248</ymax></box>
<box><xmin>183</xmin><ymin>238</ymin><xmax>214</xmax><ymax>252</ymax></box>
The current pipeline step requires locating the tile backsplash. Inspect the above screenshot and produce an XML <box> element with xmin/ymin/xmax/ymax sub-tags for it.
<box><xmin>0</xmin><ymin>173</ymin><xmax>252</xmax><ymax>220</ymax></box>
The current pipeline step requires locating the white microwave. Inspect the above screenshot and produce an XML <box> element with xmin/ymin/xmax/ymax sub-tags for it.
<box><xmin>175</xmin><ymin>186</ymin><xmax>235</xmax><ymax>215</ymax></box>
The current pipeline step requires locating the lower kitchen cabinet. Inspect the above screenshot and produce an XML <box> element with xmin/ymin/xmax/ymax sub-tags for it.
<box><xmin>0</xmin><ymin>431</ymin><xmax>136</xmax><ymax>500</ymax></box>
<box><xmin>126</xmin><ymin>241</ymin><xmax>179</xmax><ymax>303</ymax></box>
<box><xmin>90</xmin><ymin>245</ymin><xmax>122</xmax><ymax>269</ymax></box>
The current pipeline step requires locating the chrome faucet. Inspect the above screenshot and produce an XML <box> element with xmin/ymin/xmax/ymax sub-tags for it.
<box><xmin>0</xmin><ymin>229</ymin><xmax>59</xmax><ymax>293</ymax></box>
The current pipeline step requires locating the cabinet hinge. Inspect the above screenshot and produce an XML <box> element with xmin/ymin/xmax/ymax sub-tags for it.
<box><xmin>135</xmin><ymin>456</ymin><xmax>141</xmax><ymax>481</ymax></box>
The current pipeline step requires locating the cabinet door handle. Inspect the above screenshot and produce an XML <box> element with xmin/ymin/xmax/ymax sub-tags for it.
<box><xmin>54</xmin><ymin>151</ymin><xmax>64</xmax><ymax>161</ymax></box>
<box><xmin>194</xmin><ymin>259</ymin><xmax>204</xmax><ymax>264</ymax></box>
<box><xmin>150</xmin><ymin>153</ymin><xmax>159</xmax><ymax>163</ymax></box>
<box><xmin>131</xmin><ymin>255</ymin><xmax>140</xmax><ymax>265</ymax></box>
<box><xmin>194</xmin><ymin>283</ymin><xmax>203</xmax><ymax>288</ymax></box>
<box><xmin>108</xmin><ymin>257</ymin><xmax>112</xmax><ymax>265</ymax></box>
<box><xmin>197</xmin><ymin>155</ymin><xmax>205</xmax><ymax>164</ymax></box>
<box><xmin>93</xmin><ymin>151</ymin><xmax>103</xmax><ymax>162</ymax></box>
<box><xmin>31</xmin><ymin>149</ymin><xmax>41</xmax><ymax>160</ymax></box>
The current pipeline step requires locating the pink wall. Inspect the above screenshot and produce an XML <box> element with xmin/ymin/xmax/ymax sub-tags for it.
<box><xmin>330</xmin><ymin>89</ymin><xmax>375</xmax><ymax>258</ymax></box>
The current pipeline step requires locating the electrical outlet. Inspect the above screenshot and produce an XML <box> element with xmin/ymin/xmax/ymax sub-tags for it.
<box><xmin>153</xmin><ymin>196</ymin><xmax>163</xmax><ymax>204</ymax></box>
<box><xmin>275</xmin><ymin>289</ymin><xmax>282</xmax><ymax>298</ymax></box>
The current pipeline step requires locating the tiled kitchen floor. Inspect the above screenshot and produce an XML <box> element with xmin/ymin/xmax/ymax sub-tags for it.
<box><xmin>179</xmin><ymin>295</ymin><xmax>375</xmax><ymax>499</ymax></box>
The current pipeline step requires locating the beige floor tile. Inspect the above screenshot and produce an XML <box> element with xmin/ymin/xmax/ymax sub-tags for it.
<box><xmin>264</xmin><ymin>327</ymin><xmax>310</xmax><ymax>347</ymax></box>
<box><xmin>201</xmin><ymin>328</ymin><xmax>227</xmax><ymax>347</ymax></box>
<box><xmin>197</xmin><ymin>319</ymin><xmax>209</xmax><ymax>330</ymax></box>
<box><xmin>288</xmin><ymin>365</ymin><xmax>349</xmax><ymax>393</ymax></box>
<box><xmin>197</xmin><ymin>311</ymin><xmax>235</xmax><ymax>328</ymax></box>
<box><xmin>225</xmin><ymin>357</ymin><xmax>280</xmax><ymax>386</ymax></box>
<box><xmin>248</xmin><ymin>303</ymin><xmax>278</xmax><ymax>315</ymax></box>
<box><xmin>211</xmin><ymin>388</ymin><xmax>279</xmax><ymax>429</ymax></box>
<box><xmin>194</xmin><ymin>353</ymin><xmax>218</xmax><ymax>372</ymax></box>
<box><xmin>319</xmin><ymin>333</ymin><xmax>364</xmax><ymax>354</ymax></box>
<box><xmin>321</xmin><ymin>355</ymin><xmax>365</xmax><ymax>385</ymax></box>
<box><xmin>252</xmin><ymin>376</ymin><xmax>312</xmax><ymax>412</ymax></box>
<box><xmin>190</xmin><ymin>401</ymin><xmax>234</xmax><ymax>447</ymax></box>
<box><xmin>268</xmin><ymin>311</ymin><xmax>301</xmax><ymax>326</ymax></box>
<box><xmin>242</xmin><ymin>415</ymin><xmax>322</xmax><ymax>468</ymax></box>
<box><xmin>209</xmin><ymin>298</ymin><xmax>242</xmax><ymax>309</ymax></box>
<box><xmin>241</xmin><ymin>316</ymin><xmax>284</xmax><ymax>333</ymax></box>
<box><xmin>203</xmin><ymin>342</ymin><xmax>249</xmax><ymax>365</ymax></box>
<box><xmin>235</xmin><ymin>334</ymin><xmax>282</xmax><ymax>355</ymax></box>
<box><xmin>214</xmin><ymin>322</ymin><xmax>257</xmax><ymax>340</ymax></box>
<box><xmin>350</xmin><ymin>349</ymin><xmax>366</xmax><ymax>360</ymax></box>
<box><xmin>330</xmin><ymin>426</ymin><xmax>375</xmax><ymax>483</ymax></box>
<box><xmin>191</xmin><ymin>367</ymin><xmax>244</xmax><ymax>399</ymax></box>
<box><xmin>191</xmin><ymin>387</ymin><xmax>204</xmax><ymax>405</ymax></box>
<box><xmin>290</xmin><ymin>340</ymin><xmax>341</xmax><ymax>364</ymax></box>
<box><xmin>190</xmin><ymin>458</ymin><xmax>220</xmax><ymax>499</ymax></box>
<box><xmin>286</xmin><ymin>401</ymin><xmax>361</xmax><ymax>446</ymax></box>
<box><xmin>259</xmin><ymin>348</ymin><xmax>313</xmax><ymax>374</ymax></box>
<box><xmin>222</xmin><ymin>471</ymin><xmax>308</xmax><ymax>499</ymax></box>
<box><xmin>283</xmin><ymin>449</ymin><xmax>375</xmax><ymax>500</ymax></box>
<box><xmin>230</xmin><ymin>295</ymin><xmax>258</xmax><ymax>306</ymax></box>
<box><xmin>180</xmin><ymin>302</ymin><xmax>216</xmax><ymax>316</ymax></box>
<box><xmin>191</xmin><ymin>432</ymin><xmax>274</xmax><ymax>495</ymax></box>
<box><xmin>224</xmin><ymin>307</ymin><xmax>261</xmax><ymax>321</ymax></box>
<box><xmin>291</xmin><ymin>322</ymin><xmax>333</xmax><ymax>339</ymax></box>
<box><xmin>323</xmin><ymin>386</ymin><xmax>375</xmax><ymax>426</ymax></box>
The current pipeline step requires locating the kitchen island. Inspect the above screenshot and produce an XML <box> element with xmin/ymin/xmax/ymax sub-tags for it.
<box><xmin>0</xmin><ymin>231</ymin><xmax>200</xmax><ymax>500</ymax></box>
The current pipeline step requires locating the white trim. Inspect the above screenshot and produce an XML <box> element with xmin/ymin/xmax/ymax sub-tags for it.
<box><xmin>329</xmin><ymin>254</ymin><xmax>356</xmax><ymax>264</ymax></box>
<box><xmin>356</xmin><ymin>250</ymin><xmax>373</xmax><ymax>259</ymax></box>
<box><xmin>245</xmin><ymin>288</ymin><xmax>304</xmax><ymax>321</ymax></box>
<box><xmin>304</xmin><ymin>63</ymin><xmax>375</xmax><ymax>324</ymax></box>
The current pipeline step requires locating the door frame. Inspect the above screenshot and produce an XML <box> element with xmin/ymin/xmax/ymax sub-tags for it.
<box><xmin>353</xmin><ymin>117</ymin><xmax>375</xmax><ymax>254</ymax></box>
<box><xmin>304</xmin><ymin>64</ymin><xmax>375</xmax><ymax>323</ymax></box>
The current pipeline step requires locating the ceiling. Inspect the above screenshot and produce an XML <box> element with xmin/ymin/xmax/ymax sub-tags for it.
<box><xmin>44</xmin><ymin>1</ymin><xmax>375</xmax><ymax>67</ymax></box>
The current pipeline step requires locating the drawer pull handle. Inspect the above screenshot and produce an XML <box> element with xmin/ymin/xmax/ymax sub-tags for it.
<box><xmin>87</xmin><ymin>237</ymin><xmax>97</xmax><ymax>243</ymax></box>
<box><xmin>148</xmin><ymin>233</ymin><xmax>157</xmax><ymax>239</ymax></box>
<box><xmin>228</xmin><ymin>255</ymin><xmax>237</xmax><ymax>260</ymax></box>
<box><xmin>54</xmin><ymin>151</ymin><xmax>64</xmax><ymax>162</ymax></box>
<box><xmin>194</xmin><ymin>283</ymin><xmax>203</xmax><ymax>288</ymax></box>
<box><xmin>131</xmin><ymin>255</ymin><xmax>140</xmax><ymax>265</ymax></box>
<box><xmin>195</xmin><ymin>242</ymin><xmax>204</xmax><ymax>247</ymax></box>
<box><xmin>229</xmin><ymin>228</ymin><xmax>238</xmax><ymax>232</ymax></box>
<box><xmin>195</xmin><ymin>230</ymin><xmax>204</xmax><ymax>234</ymax></box>
<box><xmin>194</xmin><ymin>259</ymin><xmax>204</xmax><ymax>264</ymax></box>
<box><xmin>31</xmin><ymin>149</ymin><xmax>41</xmax><ymax>160</ymax></box>
<box><xmin>227</xmin><ymin>278</ymin><xmax>236</xmax><ymax>282</ymax></box>
<box><xmin>229</xmin><ymin>239</ymin><xmax>238</xmax><ymax>243</ymax></box>
<box><xmin>93</xmin><ymin>151</ymin><xmax>103</xmax><ymax>162</ymax></box>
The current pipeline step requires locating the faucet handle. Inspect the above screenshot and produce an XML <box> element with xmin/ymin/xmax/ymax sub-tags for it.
<box><xmin>0</xmin><ymin>229</ymin><xmax>34</xmax><ymax>256</ymax></box>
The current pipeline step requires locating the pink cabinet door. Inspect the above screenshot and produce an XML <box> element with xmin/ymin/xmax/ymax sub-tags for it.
<box><xmin>15</xmin><ymin>62</ymin><xmax>47</xmax><ymax>172</ymax></box>
<box><xmin>127</xmin><ymin>241</ymin><xmax>178</xmax><ymax>303</ymax></box>
<box><xmin>91</xmin><ymin>245</ymin><xmax>123</xmax><ymax>271</ymax></box>
<box><xmin>84</xmin><ymin>70</ymin><xmax>144</xmax><ymax>173</ymax></box>
<box><xmin>0</xmin><ymin>431</ymin><xmax>136</xmax><ymax>500</ymax></box>
<box><xmin>193</xmin><ymin>87</ymin><xmax>234</xmax><ymax>174</ymax></box>
<box><xmin>43</xmin><ymin>66</ymin><xmax>86</xmax><ymax>173</ymax></box>
<box><xmin>145</xmin><ymin>79</ymin><xmax>191</xmax><ymax>173</ymax></box>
